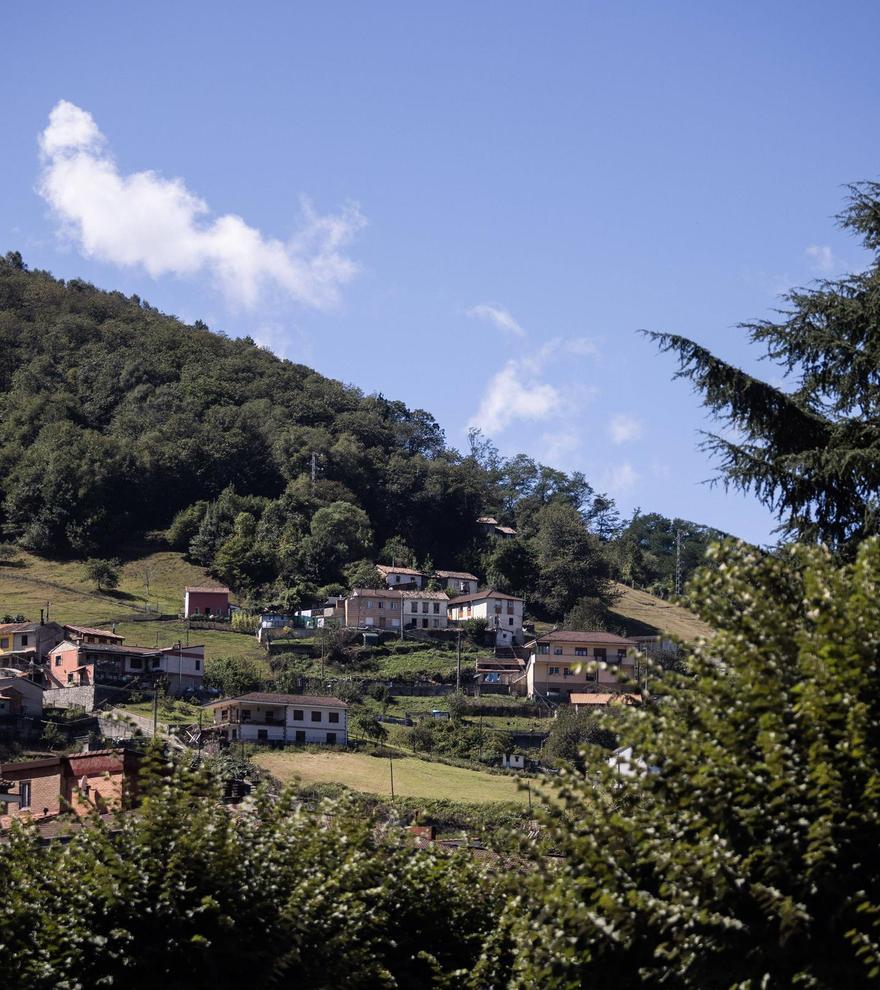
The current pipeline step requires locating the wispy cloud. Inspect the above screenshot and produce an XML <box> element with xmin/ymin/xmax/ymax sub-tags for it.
<box><xmin>466</xmin><ymin>303</ymin><xmax>526</xmax><ymax>338</ymax></box>
<box><xmin>804</xmin><ymin>244</ymin><xmax>841</xmax><ymax>275</ymax></box>
<box><xmin>608</xmin><ymin>413</ymin><xmax>643</xmax><ymax>445</ymax></box>
<box><xmin>467</xmin><ymin>360</ymin><xmax>562</xmax><ymax>434</ymax></box>
<box><xmin>602</xmin><ymin>462</ymin><xmax>639</xmax><ymax>495</ymax></box>
<box><xmin>37</xmin><ymin>100</ymin><xmax>365</xmax><ymax>308</ymax></box>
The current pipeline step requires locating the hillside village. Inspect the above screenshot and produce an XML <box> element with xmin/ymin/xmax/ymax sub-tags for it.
<box><xmin>0</xmin><ymin>519</ymin><xmax>686</xmax><ymax>835</ymax></box>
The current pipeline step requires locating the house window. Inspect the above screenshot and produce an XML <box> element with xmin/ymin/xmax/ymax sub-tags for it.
<box><xmin>220</xmin><ymin>708</ymin><xmax>229</xmax><ymax>721</ymax></box>
<box><xmin>152</xmin><ymin>658</ymin><xmax>161</xmax><ymax>669</ymax></box>
<box><xmin>55</xmin><ymin>656</ymin><xmax>62</xmax><ymax>666</ymax></box>
<box><xmin>367</xmin><ymin>600</ymin><xmax>374</xmax><ymax>609</ymax></box>
<box><xmin>433</xmin><ymin>619</ymin><xmax>439</xmax><ymax>628</ymax></box>
<box><xmin>378</xmin><ymin>601</ymin><xmax>384</xmax><ymax>610</ymax></box>
<box><xmin>329</xmin><ymin>711</ymin><xmax>339</xmax><ymax>723</ymax></box>
<box><xmin>618</xmin><ymin>649</ymin><xmax>627</xmax><ymax>661</ymax></box>
<box><xmin>538</xmin><ymin>645</ymin><xmax>550</xmax><ymax>655</ymax></box>
<box><xmin>411</xmin><ymin>602</ymin><xmax>418</xmax><ymax>613</ymax></box>
<box><xmin>422</xmin><ymin>603</ymin><xmax>429</xmax><ymax>614</ymax></box>
<box><xmin>0</xmin><ymin>637</ymin><xmax>8</xmax><ymax>649</ymax></box>
<box><xmin>293</xmin><ymin>709</ymin><xmax>304</xmax><ymax>720</ymax></box>
<box><xmin>390</xmin><ymin>601</ymin><xmax>397</xmax><ymax>610</ymax></box>
<box><xmin>575</xmin><ymin>648</ymin><xmax>587</xmax><ymax>657</ymax></box>
<box><xmin>326</xmin><ymin>732</ymin><xmax>337</xmax><ymax>744</ymax></box>
<box><xmin>422</xmin><ymin>619</ymin><xmax>428</xmax><ymax>629</ymax></box>
<box><xmin>67</xmin><ymin>673</ymin><xmax>74</xmax><ymax>684</ymax></box>
<box><xmin>595</xmin><ymin>648</ymin><xmax>607</xmax><ymax>662</ymax></box>
<box><xmin>563</xmin><ymin>667</ymin><xmax>572</xmax><ymax>677</ymax></box>
<box><xmin>129</xmin><ymin>658</ymin><xmax>143</xmax><ymax>670</ymax></box>
<box><xmin>21</xmin><ymin>635</ymin><xmax>29</xmax><ymax>646</ymax></box>
<box><xmin>241</xmin><ymin>709</ymin><xmax>251</xmax><ymax>722</ymax></box>
<box><xmin>265</xmin><ymin>710</ymin><xmax>275</xmax><ymax>722</ymax></box>
<box><xmin>311</xmin><ymin>711</ymin><xmax>321</xmax><ymax>722</ymax></box>
<box><xmin>295</xmin><ymin>730</ymin><xmax>306</xmax><ymax>743</ymax></box>
<box><xmin>195</xmin><ymin>660</ymin><xmax>201</xmax><ymax>671</ymax></box>
<box><xmin>508</xmin><ymin>618</ymin><xmax>513</xmax><ymax>625</ymax></box>
<box><xmin>257</xmin><ymin>729</ymin><xmax>268</xmax><ymax>741</ymax></box>
<box><xmin>548</xmin><ymin>666</ymin><xmax>560</xmax><ymax>676</ymax></box>
<box><xmin>433</xmin><ymin>603</ymin><xmax>440</xmax><ymax>614</ymax></box>
<box><xmin>19</xmin><ymin>781</ymin><xmax>31</xmax><ymax>809</ymax></box>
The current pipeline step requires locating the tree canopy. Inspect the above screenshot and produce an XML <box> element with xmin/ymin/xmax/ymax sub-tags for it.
<box><xmin>646</xmin><ymin>182</ymin><xmax>880</xmax><ymax>550</ymax></box>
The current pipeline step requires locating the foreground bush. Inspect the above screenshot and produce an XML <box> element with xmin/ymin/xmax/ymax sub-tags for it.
<box><xmin>0</xmin><ymin>747</ymin><xmax>496</xmax><ymax>989</ymax></box>
<box><xmin>480</xmin><ymin>539</ymin><xmax>880</xmax><ymax>988</ymax></box>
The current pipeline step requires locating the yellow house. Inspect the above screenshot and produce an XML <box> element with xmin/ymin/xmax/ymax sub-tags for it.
<box><xmin>525</xmin><ymin>630</ymin><xmax>639</xmax><ymax>700</ymax></box>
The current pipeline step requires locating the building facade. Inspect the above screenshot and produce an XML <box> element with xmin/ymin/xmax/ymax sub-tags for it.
<box><xmin>344</xmin><ymin>589</ymin><xmax>450</xmax><ymax>631</ymax></box>
<box><xmin>447</xmin><ymin>590</ymin><xmax>525</xmax><ymax>646</ymax></box>
<box><xmin>208</xmin><ymin>692</ymin><xmax>349</xmax><ymax>746</ymax></box>
<box><xmin>183</xmin><ymin>586</ymin><xmax>231</xmax><ymax>618</ymax></box>
<box><xmin>47</xmin><ymin>640</ymin><xmax>205</xmax><ymax>694</ymax></box>
<box><xmin>0</xmin><ymin>620</ymin><xmax>66</xmax><ymax>666</ymax></box>
<box><xmin>0</xmin><ymin>749</ymin><xmax>141</xmax><ymax>829</ymax></box>
<box><xmin>525</xmin><ymin>631</ymin><xmax>639</xmax><ymax>700</ymax></box>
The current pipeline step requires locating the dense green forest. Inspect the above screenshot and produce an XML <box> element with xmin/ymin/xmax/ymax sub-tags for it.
<box><xmin>0</xmin><ymin>252</ymin><xmax>724</xmax><ymax>617</ymax></box>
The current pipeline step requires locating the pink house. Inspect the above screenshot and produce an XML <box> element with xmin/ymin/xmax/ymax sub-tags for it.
<box><xmin>184</xmin><ymin>586</ymin><xmax>231</xmax><ymax>618</ymax></box>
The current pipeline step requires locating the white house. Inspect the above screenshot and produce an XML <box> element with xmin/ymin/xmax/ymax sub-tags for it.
<box><xmin>376</xmin><ymin>564</ymin><xmax>426</xmax><ymax>589</ymax></box>
<box><xmin>447</xmin><ymin>590</ymin><xmax>525</xmax><ymax>646</ymax></box>
<box><xmin>433</xmin><ymin>570</ymin><xmax>479</xmax><ymax>594</ymax></box>
<box><xmin>207</xmin><ymin>692</ymin><xmax>349</xmax><ymax>746</ymax></box>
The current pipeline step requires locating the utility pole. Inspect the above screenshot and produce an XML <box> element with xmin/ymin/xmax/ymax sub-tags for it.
<box><xmin>389</xmin><ymin>754</ymin><xmax>395</xmax><ymax>799</ymax></box>
<box><xmin>399</xmin><ymin>591</ymin><xmax>405</xmax><ymax>641</ymax></box>
<box><xmin>674</xmin><ymin>526</ymin><xmax>683</xmax><ymax>597</ymax></box>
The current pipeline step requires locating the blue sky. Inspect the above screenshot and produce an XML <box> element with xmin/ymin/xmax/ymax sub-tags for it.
<box><xmin>3</xmin><ymin>1</ymin><xmax>878</xmax><ymax>545</ymax></box>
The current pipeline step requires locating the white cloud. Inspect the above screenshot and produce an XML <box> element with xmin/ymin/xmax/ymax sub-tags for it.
<box><xmin>540</xmin><ymin>430</ymin><xmax>581</xmax><ymax>469</ymax></box>
<box><xmin>466</xmin><ymin>303</ymin><xmax>526</xmax><ymax>338</ymax></box>
<box><xmin>608</xmin><ymin>413</ymin><xmax>643</xmax><ymax>445</ymax></box>
<box><xmin>564</xmin><ymin>336</ymin><xmax>600</xmax><ymax>357</ymax></box>
<box><xmin>804</xmin><ymin>244</ymin><xmax>840</xmax><ymax>275</ymax></box>
<box><xmin>602</xmin><ymin>462</ymin><xmax>639</xmax><ymax>495</ymax></box>
<box><xmin>37</xmin><ymin>100</ymin><xmax>364</xmax><ymax>308</ymax></box>
<box><xmin>467</xmin><ymin>359</ymin><xmax>562</xmax><ymax>435</ymax></box>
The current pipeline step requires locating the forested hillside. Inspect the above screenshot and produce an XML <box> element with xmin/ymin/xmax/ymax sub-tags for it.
<box><xmin>0</xmin><ymin>252</ymin><xmax>729</xmax><ymax>618</ymax></box>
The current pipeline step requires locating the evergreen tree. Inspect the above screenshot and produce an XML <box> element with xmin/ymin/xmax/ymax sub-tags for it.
<box><xmin>645</xmin><ymin>182</ymin><xmax>880</xmax><ymax>551</ymax></box>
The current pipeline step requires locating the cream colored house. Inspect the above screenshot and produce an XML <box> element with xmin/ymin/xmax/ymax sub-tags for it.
<box><xmin>345</xmin><ymin>588</ymin><xmax>450</xmax><ymax>631</ymax></box>
<box><xmin>447</xmin><ymin>590</ymin><xmax>525</xmax><ymax>646</ymax></box>
<box><xmin>525</xmin><ymin>630</ymin><xmax>639</xmax><ymax>700</ymax></box>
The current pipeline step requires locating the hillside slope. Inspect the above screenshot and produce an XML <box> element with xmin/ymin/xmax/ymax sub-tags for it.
<box><xmin>608</xmin><ymin>582</ymin><xmax>712</xmax><ymax>642</ymax></box>
<box><xmin>2</xmin><ymin>548</ymin><xmax>710</xmax><ymax>648</ymax></box>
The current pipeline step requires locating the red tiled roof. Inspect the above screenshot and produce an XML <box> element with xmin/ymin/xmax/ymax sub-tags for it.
<box><xmin>0</xmin><ymin>622</ymin><xmax>38</xmax><ymax>634</ymax></box>
<box><xmin>434</xmin><ymin>570</ymin><xmax>479</xmax><ymax>581</ymax></box>
<box><xmin>56</xmin><ymin>641</ymin><xmax>162</xmax><ymax>657</ymax></box>
<box><xmin>448</xmin><ymin>589</ymin><xmax>523</xmax><ymax>605</ymax></box>
<box><xmin>64</xmin><ymin>624</ymin><xmax>124</xmax><ymax>640</ymax></box>
<box><xmin>206</xmin><ymin>692</ymin><xmax>349</xmax><ymax>708</ymax></box>
<box><xmin>185</xmin><ymin>586</ymin><xmax>231</xmax><ymax>594</ymax></box>
<box><xmin>476</xmin><ymin>516</ymin><xmax>499</xmax><ymax>525</ymax></box>
<box><xmin>376</xmin><ymin>564</ymin><xmax>424</xmax><ymax>577</ymax></box>
<box><xmin>527</xmin><ymin>630</ymin><xmax>638</xmax><ymax>647</ymax></box>
<box><xmin>495</xmin><ymin>526</ymin><xmax>517</xmax><ymax>535</ymax></box>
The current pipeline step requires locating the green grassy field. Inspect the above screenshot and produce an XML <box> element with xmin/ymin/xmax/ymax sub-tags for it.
<box><xmin>0</xmin><ymin>546</ymin><xmax>235</xmax><ymax>624</ymax></box>
<box><xmin>255</xmin><ymin>749</ymin><xmax>536</xmax><ymax>804</ymax></box>
<box><xmin>608</xmin><ymin>582</ymin><xmax>712</xmax><ymax>641</ymax></box>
